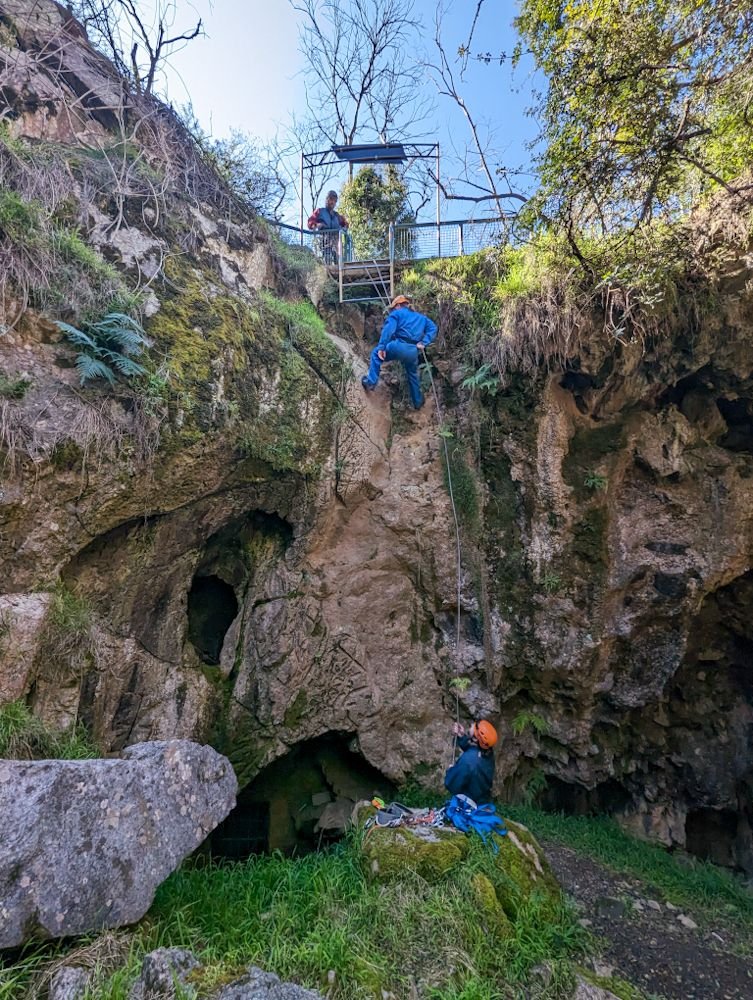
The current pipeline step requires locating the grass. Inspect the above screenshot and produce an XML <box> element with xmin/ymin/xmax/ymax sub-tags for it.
<box><xmin>0</xmin><ymin>834</ymin><xmax>585</xmax><ymax>1000</ymax></box>
<box><xmin>3</xmin><ymin>804</ymin><xmax>753</xmax><ymax>997</ymax></box>
<box><xmin>0</xmin><ymin>700</ymin><xmax>99</xmax><ymax>761</ymax></box>
<box><xmin>504</xmin><ymin>805</ymin><xmax>753</xmax><ymax>930</ymax></box>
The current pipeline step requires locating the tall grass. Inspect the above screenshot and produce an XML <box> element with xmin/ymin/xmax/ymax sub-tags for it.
<box><xmin>0</xmin><ymin>700</ymin><xmax>99</xmax><ymax>761</ymax></box>
<box><xmin>0</xmin><ymin>835</ymin><xmax>585</xmax><ymax>1000</ymax></box>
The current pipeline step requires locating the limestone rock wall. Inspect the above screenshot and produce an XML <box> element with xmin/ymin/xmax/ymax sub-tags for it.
<box><xmin>1</xmin><ymin>0</ymin><xmax>752</xmax><ymax>874</ymax></box>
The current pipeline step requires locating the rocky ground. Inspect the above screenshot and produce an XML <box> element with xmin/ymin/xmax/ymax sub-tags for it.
<box><xmin>545</xmin><ymin>842</ymin><xmax>753</xmax><ymax>999</ymax></box>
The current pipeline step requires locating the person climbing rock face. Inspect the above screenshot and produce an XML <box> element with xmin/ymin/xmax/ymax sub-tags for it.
<box><xmin>444</xmin><ymin>719</ymin><xmax>498</xmax><ymax>805</ymax></box>
<box><xmin>361</xmin><ymin>295</ymin><xmax>437</xmax><ymax>409</ymax></box>
<box><xmin>307</xmin><ymin>190</ymin><xmax>348</xmax><ymax>263</ymax></box>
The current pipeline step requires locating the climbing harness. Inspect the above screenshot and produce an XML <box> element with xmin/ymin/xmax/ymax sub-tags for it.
<box><xmin>364</xmin><ymin>801</ymin><xmax>448</xmax><ymax>831</ymax></box>
<box><xmin>421</xmin><ymin>349</ymin><xmax>464</xmax><ymax>768</ymax></box>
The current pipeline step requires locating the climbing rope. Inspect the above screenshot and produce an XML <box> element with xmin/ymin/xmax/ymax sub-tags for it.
<box><xmin>420</xmin><ymin>348</ymin><xmax>464</xmax><ymax>770</ymax></box>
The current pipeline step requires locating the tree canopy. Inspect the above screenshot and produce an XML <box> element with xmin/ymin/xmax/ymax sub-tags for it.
<box><xmin>516</xmin><ymin>0</ymin><xmax>753</xmax><ymax>233</ymax></box>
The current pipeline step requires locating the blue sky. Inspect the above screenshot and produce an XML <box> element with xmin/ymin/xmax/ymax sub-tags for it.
<box><xmin>164</xmin><ymin>1</ymin><xmax>539</xmax><ymax>221</ymax></box>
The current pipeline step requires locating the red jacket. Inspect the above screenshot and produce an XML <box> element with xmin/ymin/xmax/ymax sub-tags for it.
<box><xmin>307</xmin><ymin>206</ymin><xmax>348</xmax><ymax>230</ymax></box>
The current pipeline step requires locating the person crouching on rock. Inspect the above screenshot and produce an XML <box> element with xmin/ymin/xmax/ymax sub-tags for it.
<box><xmin>444</xmin><ymin>719</ymin><xmax>498</xmax><ymax>804</ymax></box>
<box><xmin>361</xmin><ymin>295</ymin><xmax>437</xmax><ymax>409</ymax></box>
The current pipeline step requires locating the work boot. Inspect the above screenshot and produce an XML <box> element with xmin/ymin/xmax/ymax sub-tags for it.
<box><xmin>361</xmin><ymin>376</ymin><xmax>375</xmax><ymax>392</ymax></box>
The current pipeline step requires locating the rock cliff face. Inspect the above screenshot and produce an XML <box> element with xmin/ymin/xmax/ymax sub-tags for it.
<box><xmin>1</xmin><ymin>1</ymin><xmax>752</xmax><ymax>870</ymax></box>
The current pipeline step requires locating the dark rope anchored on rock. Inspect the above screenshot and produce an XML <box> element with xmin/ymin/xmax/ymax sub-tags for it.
<box><xmin>420</xmin><ymin>346</ymin><xmax>464</xmax><ymax>770</ymax></box>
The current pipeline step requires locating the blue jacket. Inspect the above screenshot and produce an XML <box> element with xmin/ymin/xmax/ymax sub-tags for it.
<box><xmin>444</xmin><ymin>736</ymin><xmax>495</xmax><ymax>804</ymax></box>
<box><xmin>377</xmin><ymin>307</ymin><xmax>437</xmax><ymax>351</ymax></box>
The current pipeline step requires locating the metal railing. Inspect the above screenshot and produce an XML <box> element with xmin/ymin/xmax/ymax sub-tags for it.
<box><xmin>392</xmin><ymin>218</ymin><xmax>511</xmax><ymax>262</ymax></box>
<box><xmin>269</xmin><ymin>218</ymin><xmax>509</xmax><ymax>266</ymax></box>
<box><xmin>270</xmin><ymin>222</ymin><xmax>353</xmax><ymax>264</ymax></box>
<box><xmin>268</xmin><ymin>217</ymin><xmax>511</xmax><ymax>301</ymax></box>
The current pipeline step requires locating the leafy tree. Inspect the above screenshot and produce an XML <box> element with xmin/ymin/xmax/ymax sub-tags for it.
<box><xmin>338</xmin><ymin>165</ymin><xmax>414</xmax><ymax>259</ymax></box>
<box><xmin>516</xmin><ymin>0</ymin><xmax>753</xmax><ymax>233</ymax></box>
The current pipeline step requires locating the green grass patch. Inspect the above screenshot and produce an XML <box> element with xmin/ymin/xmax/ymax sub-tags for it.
<box><xmin>0</xmin><ymin>700</ymin><xmax>99</xmax><ymax>761</ymax></box>
<box><xmin>1</xmin><ymin>835</ymin><xmax>586</xmax><ymax>999</ymax></box>
<box><xmin>505</xmin><ymin>805</ymin><xmax>753</xmax><ymax>930</ymax></box>
<box><xmin>0</xmin><ymin>188</ymin><xmax>133</xmax><ymax>323</ymax></box>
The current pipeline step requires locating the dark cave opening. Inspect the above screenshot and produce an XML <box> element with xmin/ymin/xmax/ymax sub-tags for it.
<box><xmin>539</xmin><ymin>776</ymin><xmax>632</xmax><ymax>817</ymax></box>
<box><xmin>685</xmin><ymin>808</ymin><xmax>740</xmax><ymax>870</ymax></box>
<box><xmin>186</xmin><ymin>574</ymin><xmax>238</xmax><ymax>666</ymax></box>
<box><xmin>666</xmin><ymin>570</ymin><xmax>753</xmax><ymax>871</ymax></box>
<box><xmin>209</xmin><ymin>734</ymin><xmax>393</xmax><ymax>860</ymax></box>
<box><xmin>716</xmin><ymin>397</ymin><xmax>753</xmax><ymax>455</ymax></box>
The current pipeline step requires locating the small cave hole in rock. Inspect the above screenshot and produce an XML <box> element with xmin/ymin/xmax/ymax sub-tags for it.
<box><xmin>209</xmin><ymin>734</ymin><xmax>393</xmax><ymax>859</ymax></box>
<box><xmin>187</xmin><ymin>575</ymin><xmax>238</xmax><ymax>666</ymax></box>
<box><xmin>539</xmin><ymin>776</ymin><xmax>632</xmax><ymax>816</ymax></box>
<box><xmin>685</xmin><ymin>808</ymin><xmax>740</xmax><ymax>869</ymax></box>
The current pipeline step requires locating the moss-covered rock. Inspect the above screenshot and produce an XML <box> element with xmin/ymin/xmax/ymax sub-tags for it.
<box><xmin>470</xmin><ymin>871</ymin><xmax>513</xmax><ymax>938</ymax></box>
<box><xmin>359</xmin><ymin>812</ymin><xmax>561</xmax><ymax>925</ymax></box>
<box><xmin>362</xmin><ymin>824</ymin><xmax>470</xmax><ymax>882</ymax></box>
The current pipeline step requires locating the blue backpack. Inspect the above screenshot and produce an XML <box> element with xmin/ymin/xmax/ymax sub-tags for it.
<box><xmin>446</xmin><ymin>794</ymin><xmax>507</xmax><ymax>850</ymax></box>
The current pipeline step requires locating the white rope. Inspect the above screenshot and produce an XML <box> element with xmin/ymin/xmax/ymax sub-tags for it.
<box><xmin>421</xmin><ymin>348</ymin><xmax>464</xmax><ymax>771</ymax></box>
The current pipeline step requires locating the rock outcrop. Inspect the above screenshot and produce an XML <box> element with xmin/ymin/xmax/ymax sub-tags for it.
<box><xmin>1</xmin><ymin>0</ymin><xmax>753</xmax><ymax>877</ymax></box>
<box><xmin>0</xmin><ymin>741</ymin><xmax>236</xmax><ymax>948</ymax></box>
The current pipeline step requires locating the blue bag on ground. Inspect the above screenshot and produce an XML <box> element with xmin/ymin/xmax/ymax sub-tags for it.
<box><xmin>446</xmin><ymin>794</ymin><xmax>507</xmax><ymax>849</ymax></box>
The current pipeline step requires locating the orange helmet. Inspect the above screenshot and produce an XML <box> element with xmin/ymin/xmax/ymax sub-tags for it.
<box><xmin>473</xmin><ymin>720</ymin><xmax>498</xmax><ymax>750</ymax></box>
<box><xmin>390</xmin><ymin>294</ymin><xmax>411</xmax><ymax>309</ymax></box>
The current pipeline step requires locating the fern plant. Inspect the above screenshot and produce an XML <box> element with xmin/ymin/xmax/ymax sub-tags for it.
<box><xmin>512</xmin><ymin>710</ymin><xmax>550</xmax><ymax>737</ymax></box>
<box><xmin>461</xmin><ymin>362</ymin><xmax>499</xmax><ymax>397</ymax></box>
<box><xmin>57</xmin><ymin>312</ymin><xmax>148</xmax><ymax>385</ymax></box>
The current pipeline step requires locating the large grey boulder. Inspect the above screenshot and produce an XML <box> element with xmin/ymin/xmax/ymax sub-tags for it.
<box><xmin>0</xmin><ymin>741</ymin><xmax>237</xmax><ymax>949</ymax></box>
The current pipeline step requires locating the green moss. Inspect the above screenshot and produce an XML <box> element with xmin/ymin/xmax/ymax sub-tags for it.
<box><xmin>149</xmin><ymin>262</ymin><xmax>339</xmax><ymax>474</ymax></box>
<box><xmin>576</xmin><ymin>966</ymin><xmax>646</xmax><ymax>1000</ymax></box>
<box><xmin>563</xmin><ymin>420</ymin><xmax>625</xmax><ymax>500</ymax></box>
<box><xmin>491</xmin><ymin>820</ymin><xmax>562</xmax><ymax>920</ymax></box>
<box><xmin>572</xmin><ymin>507</ymin><xmax>608</xmax><ymax>567</ymax></box>
<box><xmin>283</xmin><ymin>688</ymin><xmax>309</xmax><ymax>729</ymax></box>
<box><xmin>362</xmin><ymin>826</ymin><xmax>471</xmax><ymax>882</ymax></box>
<box><xmin>444</xmin><ymin>443</ymin><xmax>479</xmax><ymax>530</ymax></box>
<box><xmin>0</xmin><ymin>373</ymin><xmax>31</xmax><ymax>399</ymax></box>
<box><xmin>470</xmin><ymin>872</ymin><xmax>513</xmax><ymax>938</ymax></box>
<box><xmin>50</xmin><ymin>439</ymin><xmax>83</xmax><ymax>471</ymax></box>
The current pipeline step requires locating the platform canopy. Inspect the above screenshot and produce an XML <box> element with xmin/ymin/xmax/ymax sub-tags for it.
<box><xmin>331</xmin><ymin>142</ymin><xmax>407</xmax><ymax>163</ymax></box>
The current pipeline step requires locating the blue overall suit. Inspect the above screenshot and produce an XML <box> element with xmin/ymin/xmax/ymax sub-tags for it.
<box><xmin>362</xmin><ymin>306</ymin><xmax>438</xmax><ymax>408</ymax></box>
<box><xmin>444</xmin><ymin>735</ymin><xmax>495</xmax><ymax>804</ymax></box>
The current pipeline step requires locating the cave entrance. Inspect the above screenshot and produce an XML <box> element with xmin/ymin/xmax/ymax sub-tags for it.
<box><xmin>685</xmin><ymin>808</ymin><xmax>741</xmax><ymax>870</ymax></box>
<box><xmin>209</xmin><ymin>734</ymin><xmax>393</xmax><ymax>860</ymax></box>
<box><xmin>539</xmin><ymin>776</ymin><xmax>632</xmax><ymax>816</ymax></box>
<box><xmin>187</xmin><ymin>574</ymin><xmax>238</xmax><ymax>665</ymax></box>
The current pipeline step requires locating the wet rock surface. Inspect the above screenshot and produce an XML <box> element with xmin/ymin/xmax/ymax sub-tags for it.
<box><xmin>0</xmin><ymin>742</ymin><xmax>237</xmax><ymax>948</ymax></box>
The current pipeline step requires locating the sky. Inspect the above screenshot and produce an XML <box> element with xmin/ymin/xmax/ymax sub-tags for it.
<box><xmin>161</xmin><ymin>1</ymin><xmax>540</xmax><ymax>223</ymax></box>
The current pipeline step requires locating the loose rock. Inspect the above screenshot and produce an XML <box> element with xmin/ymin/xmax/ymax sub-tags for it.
<box><xmin>48</xmin><ymin>967</ymin><xmax>91</xmax><ymax>1000</ymax></box>
<box><xmin>214</xmin><ymin>966</ymin><xmax>325</xmax><ymax>1000</ymax></box>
